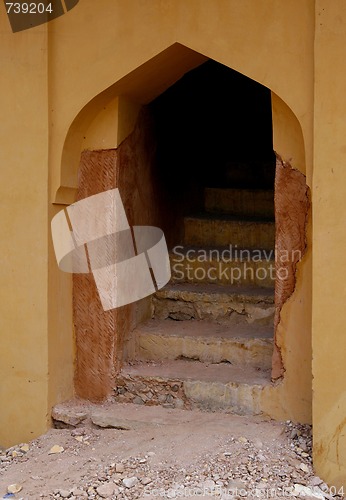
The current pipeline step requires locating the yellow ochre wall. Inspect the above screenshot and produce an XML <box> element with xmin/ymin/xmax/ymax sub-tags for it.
<box><xmin>313</xmin><ymin>1</ymin><xmax>346</xmax><ymax>488</ymax></box>
<box><xmin>0</xmin><ymin>14</ymin><xmax>51</xmax><ymax>444</ymax></box>
<box><xmin>0</xmin><ymin>0</ymin><xmax>344</xmax><ymax>489</ymax></box>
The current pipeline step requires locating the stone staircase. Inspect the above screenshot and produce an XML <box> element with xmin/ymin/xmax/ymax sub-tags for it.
<box><xmin>117</xmin><ymin>187</ymin><xmax>276</xmax><ymax>415</ymax></box>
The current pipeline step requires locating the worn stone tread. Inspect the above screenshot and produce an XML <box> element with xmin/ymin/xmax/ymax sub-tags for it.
<box><xmin>152</xmin><ymin>282</ymin><xmax>275</xmax><ymax>325</ymax></box>
<box><xmin>204</xmin><ymin>187</ymin><xmax>274</xmax><ymax>218</ymax></box>
<box><xmin>128</xmin><ymin>319</ymin><xmax>273</xmax><ymax>369</ymax></box>
<box><xmin>185</xmin><ymin>213</ymin><xmax>275</xmax><ymax>223</ymax></box>
<box><xmin>121</xmin><ymin>360</ymin><xmax>271</xmax><ymax>386</ymax></box>
<box><xmin>135</xmin><ymin>318</ymin><xmax>273</xmax><ymax>340</ymax></box>
<box><xmin>184</xmin><ymin>216</ymin><xmax>275</xmax><ymax>248</ymax></box>
<box><xmin>156</xmin><ymin>282</ymin><xmax>274</xmax><ymax>304</ymax></box>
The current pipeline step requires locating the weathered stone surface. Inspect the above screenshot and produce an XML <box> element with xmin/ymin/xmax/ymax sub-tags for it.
<box><xmin>204</xmin><ymin>478</ymin><xmax>216</xmax><ymax>489</ymax></box>
<box><xmin>293</xmin><ymin>483</ymin><xmax>324</xmax><ymax>499</ymax></box>
<box><xmin>204</xmin><ymin>187</ymin><xmax>274</xmax><ymax>218</ymax></box>
<box><xmin>129</xmin><ymin>319</ymin><xmax>273</xmax><ymax>370</ymax></box>
<box><xmin>90</xmin><ymin>410</ymin><xmax>151</xmax><ymax>430</ymax></box>
<box><xmin>96</xmin><ymin>482</ymin><xmax>116</xmax><ymax>497</ymax></box>
<box><xmin>153</xmin><ymin>283</ymin><xmax>274</xmax><ymax>325</ymax></box>
<box><xmin>227</xmin><ymin>479</ymin><xmax>246</xmax><ymax>490</ymax></box>
<box><xmin>72</xmin><ymin>488</ymin><xmax>85</xmax><ymax>496</ymax></box>
<box><xmin>309</xmin><ymin>476</ymin><xmax>323</xmax><ymax>487</ymax></box>
<box><xmin>184</xmin><ymin>216</ymin><xmax>275</xmax><ymax>249</ymax></box>
<box><xmin>253</xmin><ymin>437</ymin><xmax>263</xmax><ymax>449</ymax></box>
<box><xmin>52</xmin><ymin>405</ymin><xmax>88</xmax><ymax>427</ymax></box>
<box><xmin>58</xmin><ymin>489</ymin><xmax>72</xmax><ymax>498</ymax></box>
<box><xmin>115</xmin><ymin>360</ymin><xmax>271</xmax><ymax>416</ymax></box>
<box><xmin>141</xmin><ymin>477</ymin><xmax>152</xmax><ymax>485</ymax></box>
<box><xmin>114</xmin><ymin>368</ymin><xmax>188</xmax><ymax>410</ymax></box>
<box><xmin>7</xmin><ymin>484</ymin><xmax>22</xmax><ymax>494</ymax></box>
<box><xmin>133</xmin><ymin>396</ymin><xmax>145</xmax><ymax>405</ymax></box>
<box><xmin>123</xmin><ymin>476</ymin><xmax>139</xmax><ymax>488</ymax></box>
<box><xmin>184</xmin><ymin>379</ymin><xmax>264</xmax><ymax>415</ymax></box>
<box><xmin>48</xmin><ymin>445</ymin><xmax>64</xmax><ymax>455</ymax></box>
<box><xmin>115</xmin><ymin>463</ymin><xmax>125</xmax><ymax>473</ymax></box>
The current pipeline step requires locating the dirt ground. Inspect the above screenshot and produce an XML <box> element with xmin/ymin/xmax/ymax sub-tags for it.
<box><xmin>0</xmin><ymin>402</ymin><xmax>344</xmax><ymax>500</ymax></box>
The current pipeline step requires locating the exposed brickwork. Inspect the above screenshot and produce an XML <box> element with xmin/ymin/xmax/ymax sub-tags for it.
<box><xmin>73</xmin><ymin>149</ymin><xmax>119</xmax><ymax>401</ymax></box>
<box><xmin>73</xmin><ymin>109</ymin><xmax>162</xmax><ymax>401</ymax></box>
<box><xmin>272</xmin><ymin>155</ymin><xmax>310</xmax><ymax>380</ymax></box>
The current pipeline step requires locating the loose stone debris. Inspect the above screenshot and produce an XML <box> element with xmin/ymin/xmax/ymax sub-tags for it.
<box><xmin>7</xmin><ymin>483</ymin><xmax>22</xmax><ymax>494</ymax></box>
<box><xmin>113</xmin><ymin>373</ymin><xmax>188</xmax><ymax>410</ymax></box>
<box><xmin>48</xmin><ymin>446</ymin><xmax>65</xmax><ymax>456</ymax></box>
<box><xmin>0</xmin><ymin>403</ymin><xmax>344</xmax><ymax>499</ymax></box>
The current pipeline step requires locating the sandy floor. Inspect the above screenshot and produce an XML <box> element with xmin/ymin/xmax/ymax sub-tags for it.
<box><xmin>0</xmin><ymin>402</ymin><xmax>343</xmax><ymax>500</ymax></box>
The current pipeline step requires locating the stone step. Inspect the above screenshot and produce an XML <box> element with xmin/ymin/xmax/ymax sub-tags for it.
<box><xmin>153</xmin><ymin>282</ymin><xmax>275</xmax><ymax>326</ymax></box>
<box><xmin>218</xmin><ymin>160</ymin><xmax>276</xmax><ymax>190</ymax></box>
<box><xmin>115</xmin><ymin>360</ymin><xmax>271</xmax><ymax>415</ymax></box>
<box><xmin>126</xmin><ymin>319</ymin><xmax>273</xmax><ymax>369</ymax></box>
<box><xmin>169</xmin><ymin>246</ymin><xmax>275</xmax><ymax>287</ymax></box>
<box><xmin>184</xmin><ymin>214</ymin><xmax>275</xmax><ymax>248</ymax></box>
<box><xmin>205</xmin><ymin>187</ymin><xmax>274</xmax><ymax>218</ymax></box>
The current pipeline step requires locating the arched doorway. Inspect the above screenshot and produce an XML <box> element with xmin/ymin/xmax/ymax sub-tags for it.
<box><xmin>57</xmin><ymin>45</ymin><xmax>310</xmax><ymax>421</ymax></box>
<box><xmin>109</xmin><ymin>60</ymin><xmax>276</xmax><ymax>413</ymax></box>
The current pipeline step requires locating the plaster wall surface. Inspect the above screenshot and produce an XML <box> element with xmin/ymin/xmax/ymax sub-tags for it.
<box><xmin>313</xmin><ymin>1</ymin><xmax>346</xmax><ymax>489</ymax></box>
<box><xmin>0</xmin><ymin>12</ymin><xmax>50</xmax><ymax>446</ymax></box>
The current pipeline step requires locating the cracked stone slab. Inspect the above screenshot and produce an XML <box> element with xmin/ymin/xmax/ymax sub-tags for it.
<box><xmin>128</xmin><ymin>319</ymin><xmax>273</xmax><ymax>369</ymax></box>
<box><xmin>90</xmin><ymin>410</ymin><xmax>156</xmax><ymax>430</ymax></box>
<box><xmin>52</xmin><ymin>406</ymin><xmax>88</xmax><ymax>427</ymax></box>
